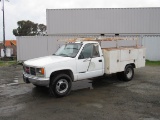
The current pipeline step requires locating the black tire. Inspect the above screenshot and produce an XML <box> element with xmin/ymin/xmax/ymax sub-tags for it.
<box><xmin>123</xmin><ymin>65</ymin><xmax>134</xmax><ymax>81</ymax></box>
<box><xmin>117</xmin><ymin>65</ymin><xmax>134</xmax><ymax>81</ymax></box>
<box><xmin>49</xmin><ymin>74</ymin><xmax>72</xmax><ymax>97</ymax></box>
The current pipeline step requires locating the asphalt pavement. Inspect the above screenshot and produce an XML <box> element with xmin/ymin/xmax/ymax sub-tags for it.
<box><xmin>0</xmin><ymin>65</ymin><xmax>160</xmax><ymax>120</ymax></box>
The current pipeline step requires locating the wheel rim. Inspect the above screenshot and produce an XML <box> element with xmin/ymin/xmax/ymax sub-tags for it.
<box><xmin>56</xmin><ymin>79</ymin><xmax>68</xmax><ymax>94</ymax></box>
<box><xmin>126</xmin><ymin>68</ymin><xmax>133</xmax><ymax>79</ymax></box>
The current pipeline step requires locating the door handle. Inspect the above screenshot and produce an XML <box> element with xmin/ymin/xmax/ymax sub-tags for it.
<box><xmin>99</xmin><ymin>60</ymin><xmax>102</xmax><ymax>62</ymax></box>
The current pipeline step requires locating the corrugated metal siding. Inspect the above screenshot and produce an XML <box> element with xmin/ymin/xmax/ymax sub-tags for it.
<box><xmin>17</xmin><ymin>36</ymin><xmax>50</xmax><ymax>61</ymax></box>
<box><xmin>142</xmin><ymin>36</ymin><xmax>160</xmax><ymax>61</ymax></box>
<box><xmin>47</xmin><ymin>8</ymin><xmax>160</xmax><ymax>35</ymax></box>
<box><xmin>17</xmin><ymin>35</ymin><xmax>160</xmax><ymax>61</ymax></box>
<box><xmin>17</xmin><ymin>35</ymin><xmax>89</xmax><ymax>61</ymax></box>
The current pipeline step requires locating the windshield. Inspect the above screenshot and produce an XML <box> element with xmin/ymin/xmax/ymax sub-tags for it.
<box><xmin>54</xmin><ymin>43</ymin><xmax>82</xmax><ymax>57</ymax></box>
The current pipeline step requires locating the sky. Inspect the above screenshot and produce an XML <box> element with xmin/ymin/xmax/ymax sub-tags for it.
<box><xmin>0</xmin><ymin>0</ymin><xmax>160</xmax><ymax>41</ymax></box>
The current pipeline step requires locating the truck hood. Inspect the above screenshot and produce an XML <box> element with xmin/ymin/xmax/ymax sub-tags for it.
<box><xmin>24</xmin><ymin>56</ymin><xmax>74</xmax><ymax>67</ymax></box>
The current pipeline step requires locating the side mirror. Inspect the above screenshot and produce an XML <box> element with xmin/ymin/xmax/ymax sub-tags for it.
<box><xmin>78</xmin><ymin>53</ymin><xmax>84</xmax><ymax>59</ymax></box>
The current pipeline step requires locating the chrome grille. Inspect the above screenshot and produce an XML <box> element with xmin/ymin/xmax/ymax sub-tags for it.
<box><xmin>25</xmin><ymin>67</ymin><xmax>30</xmax><ymax>74</ymax></box>
<box><xmin>24</xmin><ymin>65</ymin><xmax>36</xmax><ymax>76</ymax></box>
<box><xmin>30</xmin><ymin>67</ymin><xmax>36</xmax><ymax>75</ymax></box>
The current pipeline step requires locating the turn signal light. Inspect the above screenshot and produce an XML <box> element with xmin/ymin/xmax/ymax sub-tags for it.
<box><xmin>41</xmin><ymin>68</ymin><xmax>45</xmax><ymax>75</ymax></box>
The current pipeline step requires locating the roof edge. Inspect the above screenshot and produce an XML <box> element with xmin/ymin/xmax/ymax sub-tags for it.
<box><xmin>46</xmin><ymin>7</ymin><xmax>160</xmax><ymax>11</ymax></box>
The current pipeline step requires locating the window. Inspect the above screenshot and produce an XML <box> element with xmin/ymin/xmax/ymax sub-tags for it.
<box><xmin>55</xmin><ymin>43</ymin><xmax>82</xmax><ymax>58</ymax></box>
<box><xmin>79</xmin><ymin>44</ymin><xmax>92</xmax><ymax>59</ymax></box>
<box><xmin>92</xmin><ymin>44</ymin><xmax>100</xmax><ymax>57</ymax></box>
<box><xmin>78</xmin><ymin>43</ymin><xmax>100</xmax><ymax>59</ymax></box>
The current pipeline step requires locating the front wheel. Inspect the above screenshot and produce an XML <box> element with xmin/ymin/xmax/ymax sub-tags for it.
<box><xmin>49</xmin><ymin>74</ymin><xmax>72</xmax><ymax>97</ymax></box>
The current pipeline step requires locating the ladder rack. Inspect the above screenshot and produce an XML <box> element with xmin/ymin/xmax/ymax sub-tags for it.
<box><xmin>57</xmin><ymin>36</ymin><xmax>142</xmax><ymax>48</ymax></box>
<box><xmin>58</xmin><ymin>36</ymin><xmax>139</xmax><ymax>42</ymax></box>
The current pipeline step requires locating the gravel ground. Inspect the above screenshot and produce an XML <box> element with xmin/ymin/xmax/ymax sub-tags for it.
<box><xmin>0</xmin><ymin>65</ymin><xmax>160</xmax><ymax>120</ymax></box>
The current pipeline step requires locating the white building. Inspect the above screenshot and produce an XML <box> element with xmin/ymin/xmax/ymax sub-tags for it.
<box><xmin>17</xmin><ymin>8</ymin><xmax>160</xmax><ymax>61</ymax></box>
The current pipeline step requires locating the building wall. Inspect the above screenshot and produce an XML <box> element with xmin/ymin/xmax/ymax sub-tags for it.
<box><xmin>17</xmin><ymin>36</ymin><xmax>77</xmax><ymax>61</ymax></box>
<box><xmin>47</xmin><ymin>8</ymin><xmax>160</xmax><ymax>35</ymax></box>
<box><xmin>17</xmin><ymin>8</ymin><xmax>160</xmax><ymax>61</ymax></box>
<box><xmin>142</xmin><ymin>36</ymin><xmax>160</xmax><ymax>61</ymax></box>
<box><xmin>17</xmin><ymin>36</ymin><xmax>48</xmax><ymax>61</ymax></box>
<box><xmin>17</xmin><ymin>35</ymin><xmax>160</xmax><ymax>61</ymax></box>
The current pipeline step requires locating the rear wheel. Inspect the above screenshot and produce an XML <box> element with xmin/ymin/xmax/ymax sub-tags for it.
<box><xmin>49</xmin><ymin>74</ymin><xmax>72</xmax><ymax>97</ymax></box>
<box><xmin>117</xmin><ymin>65</ymin><xmax>134</xmax><ymax>81</ymax></box>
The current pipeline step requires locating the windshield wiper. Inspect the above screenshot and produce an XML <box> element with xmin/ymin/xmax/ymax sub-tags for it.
<box><xmin>59</xmin><ymin>54</ymin><xmax>69</xmax><ymax>57</ymax></box>
<box><xmin>66</xmin><ymin>48</ymin><xmax>79</xmax><ymax>50</ymax></box>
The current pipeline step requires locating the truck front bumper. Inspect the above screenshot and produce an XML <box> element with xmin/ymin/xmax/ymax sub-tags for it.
<box><xmin>23</xmin><ymin>72</ymin><xmax>49</xmax><ymax>86</ymax></box>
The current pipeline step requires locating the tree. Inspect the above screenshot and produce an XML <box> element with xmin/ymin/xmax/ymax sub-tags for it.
<box><xmin>13</xmin><ymin>20</ymin><xmax>46</xmax><ymax>36</ymax></box>
<box><xmin>37</xmin><ymin>24</ymin><xmax>47</xmax><ymax>36</ymax></box>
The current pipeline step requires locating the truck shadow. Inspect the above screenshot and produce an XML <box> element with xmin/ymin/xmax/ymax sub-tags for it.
<box><xmin>72</xmin><ymin>74</ymin><xmax>122</xmax><ymax>91</ymax></box>
<box><xmin>31</xmin><ymin>86</ymin><xmax>50</xmax><ymax>98</ymax></box>
<box><xmin>31</xmin><ymin>74</ymin><xmax>122</xmax><ymax>97</ymax></box>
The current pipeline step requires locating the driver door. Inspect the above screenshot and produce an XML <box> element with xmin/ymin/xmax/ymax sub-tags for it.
<box><xmin>76</xmin><ymin>43</ymin><xmax>103</xmax><ymax>80</ymax></box>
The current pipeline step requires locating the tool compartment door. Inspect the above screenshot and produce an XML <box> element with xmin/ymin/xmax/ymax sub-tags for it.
<box><xmin>120</xmin><ymin>48</ymin><xmax>138</xmax><ymax>61</ymax></box>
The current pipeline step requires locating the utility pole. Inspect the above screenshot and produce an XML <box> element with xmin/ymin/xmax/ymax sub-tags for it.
<box><xmin>1</xmin><ymin>0</ymin><xmax>7</xmax><ymax>57</ymax></box>
<box><xmin>2</xmin><ymin>0</ymin><xmax>6</xmax><ymax>57</ymax></box>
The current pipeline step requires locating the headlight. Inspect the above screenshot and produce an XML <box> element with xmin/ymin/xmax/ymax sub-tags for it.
<box><xmin>36</xmin><ymin>68</ymin><xmax>45</xmax><ymax>77</ymax></box>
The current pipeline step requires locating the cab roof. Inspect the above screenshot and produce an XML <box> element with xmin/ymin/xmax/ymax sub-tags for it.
<box><xmin>75</xmin><ymin>41</ymin><xmax>99</xmax><ymax>44</ymax></box>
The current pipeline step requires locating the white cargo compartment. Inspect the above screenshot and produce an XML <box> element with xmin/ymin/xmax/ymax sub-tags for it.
<box><xmin>102</xmin><ymin>47</ymin><xmax>146</xmax><ymax>74</ymax></box>
<box><xmin>1</xmin><ymin>48</ymin><xmax>13</xmax><ymax>57</ymax></box>
<box><xmin>1</xmin><ymin>49</ymin><xmax>4</xmax><ymax>57</ymax></box>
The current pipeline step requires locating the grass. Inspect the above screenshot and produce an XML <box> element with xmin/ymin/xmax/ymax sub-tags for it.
<box><xmin>0</xmin><ymin>61</ymin><xmax>17</xmax><ymax>67</ymax></box>
<box><xmin>0</xmin><ymin>60</ymin><xmax>160</xmax><ymax>67</ymax></box>
<box><xmin>146</xmin><ymin>60</ymin><xmax>160</xmax><ymax>66</ymax></box>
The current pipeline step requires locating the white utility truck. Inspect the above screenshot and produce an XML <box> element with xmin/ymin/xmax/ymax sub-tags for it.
<box><xmin>23</xmin><ymin>37</ymin><xmax>146</xmax><ymax>97</ymax></box>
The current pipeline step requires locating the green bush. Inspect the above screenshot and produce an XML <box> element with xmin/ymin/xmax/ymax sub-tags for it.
<box><xmin>0</xmin><ymin>61</ymin><xmax>17</xmax><ymax>67</ymax></box>
<box><xmin>146</xmin><ymin>60</ymin><xmax>160</xmax><ymax>66</ymax></box>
